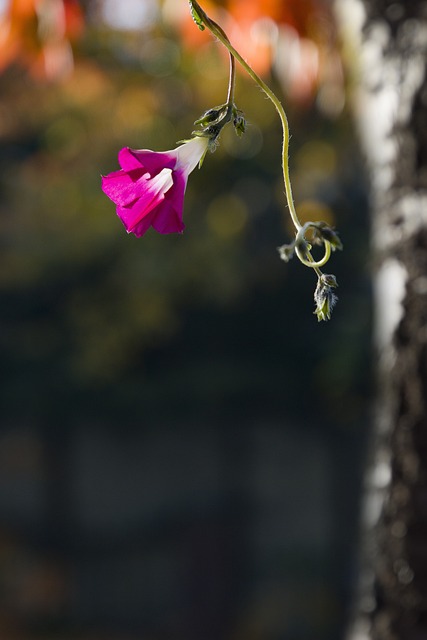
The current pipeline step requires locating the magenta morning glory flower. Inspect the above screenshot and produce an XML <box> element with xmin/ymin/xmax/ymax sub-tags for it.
<box><xmin>102</xmin><ymin>136</ymin><xmax>209</xmax><ymax>237</ymax></box>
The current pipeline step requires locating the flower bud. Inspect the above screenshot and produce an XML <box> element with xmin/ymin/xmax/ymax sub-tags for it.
<box><xmin>310</xmin><ymin>222</ymin><xmax>343</xmax><ymax>251</ymax></box>
<box><xmin>295</xmin><ymin>236</ymin><xmax>310</xmax><ymax>260</ymax></box>
<box><xmin>314</xmin><ymin>274</ymin><xmax>338</xmax><ymax>322</ymax></box>
<box><xmin>277</xmin><ymin>243</ymin><xmax>295</xmax><ymax>262</ymax></box>
<box><xmin>194</xmin><ymin>106</ymin><xmax>226</xmax><ymax>127</ymax></box>
<box><xmin>233</xmin><ymin>109</ymin><xmax>247</xmax><ymax>137</ymax></box>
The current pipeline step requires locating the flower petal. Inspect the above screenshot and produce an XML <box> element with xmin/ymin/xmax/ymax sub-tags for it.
<box><xmin>102</xmin><ymin>169</ymin><xmax>150</xmax><ymax>207</ymax></box>
<box><xmin>130</xmin><ymin>173</ymin><xmax>187</xmax><ymax>235</ymax></box>
<box><xmin>119</xmin><ymin>206</ymin><xmax>156</xmax><ymax>238</ymax></box>
<box><xmin>119</xmin><ymin>147</ymin><xmax>178</xmax><ymax>174</ymax></box>
<box><xmin>151</xmin><ymin>200</ymin><xmax>185</xmax><ymax>234</ymax></box>
<box><xmin>117</xmin><ymin>167</ymin><xmax>174</xmax><ymax>233</ymax></box>
<box><xmin>163</xmin><ymin>171</ymin><xmax>186</xmax><ymax>216</ymax></box>
<box><xmin>118</xmin><ymin>148</ymin><xmax>146</xmax><ymax>171</ymax></box>
<box><xmin>104</xmin><ymin>139</ymin><xmax>208</xmax><ymax>238</ymax></box>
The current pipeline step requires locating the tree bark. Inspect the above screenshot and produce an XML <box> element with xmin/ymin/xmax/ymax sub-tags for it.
<box><xmin>336</xmin><ymin>1</ymin><xmax>427</xmax><ymax>639</ymax></box>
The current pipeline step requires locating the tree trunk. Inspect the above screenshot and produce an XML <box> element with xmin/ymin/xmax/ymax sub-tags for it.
<box><xmin>336</xmin><ymin>1</ymin><xmax>427</xmax><ymax>638</ymax></box>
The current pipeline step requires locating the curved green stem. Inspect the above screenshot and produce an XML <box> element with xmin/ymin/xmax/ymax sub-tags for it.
<box><xmin>226</xmin><ymin>46</ymin><xmax>236</xmax><ymax>106</ymax></box>
<box><xmin>296</xmin><ymin>241</ymin><xmax>331</xmax><ymax>271</ymax></box>
<box><xmin>189</xmin><ymin>0</ymin><xmax>302</xmax><ymax>233</ymax></box>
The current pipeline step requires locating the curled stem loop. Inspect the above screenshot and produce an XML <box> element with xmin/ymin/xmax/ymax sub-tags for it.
<box><xmin>295</xmin><ymin>241</ymin><xmax>331</xmax><ymax>270</ymax></box>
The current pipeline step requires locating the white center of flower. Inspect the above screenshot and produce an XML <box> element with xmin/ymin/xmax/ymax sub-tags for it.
<box><xmin>149</xmin><ymin>167</ymin><xmax>174</xmax><ymax>194</ymax></box>
<box><xmin>176</xmin><ymin>137</ymin><xmax>209</xmax><ymax>174</ymax></box>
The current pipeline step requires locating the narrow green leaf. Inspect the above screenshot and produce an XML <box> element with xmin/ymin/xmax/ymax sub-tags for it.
<box><xmin>189</xmin><ymin>1</ymin><xmax>205</xmax><ymax>30</ymax></box>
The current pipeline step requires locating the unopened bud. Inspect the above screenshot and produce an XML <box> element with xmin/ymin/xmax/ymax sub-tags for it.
<box><xmin>314</xmin><ymin>274</ymin><xmax>339</xmax><ymax>322</ymax></box>
<box><xmin>233</xmin><ymin>109</ymin><xmax>247</xmax><ymax>137</ymax></box>
<box><xmin>194</xmin><ymin>106</ymin><xmax>226</xmax><ymax>127</ymax></box>
<box><xmin>310</xmin><ymin>222</ymin><xmax>343</xmax><ymax>252</ymax></box>
<box><xmin>277</xmin><ymin>243</ymin><xmax>295</xmax><ymax>262</ymax></box>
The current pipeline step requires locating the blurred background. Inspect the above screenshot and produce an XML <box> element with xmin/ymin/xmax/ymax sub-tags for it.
<box><xmin>0</xmin><ymin>0</ymin><xmax>372</xmax><ymax>638</ymax></box>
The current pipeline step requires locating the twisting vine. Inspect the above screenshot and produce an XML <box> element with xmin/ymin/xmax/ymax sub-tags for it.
<box><xmin>189</xmin><ymin>0</ymin><xmax>342</xmax><ymax>321</ymax></box>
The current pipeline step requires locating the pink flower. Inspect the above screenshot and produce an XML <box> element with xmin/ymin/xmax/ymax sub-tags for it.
<box><xmin>102</xmin><ymin>136</ymin><xmax>209</xmax><ymax>237</ymax></box>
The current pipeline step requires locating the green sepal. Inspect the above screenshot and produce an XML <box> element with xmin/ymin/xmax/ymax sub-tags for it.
<box><xmin>295</xmin><ymin>236</ymin><xmax>311</xmax><ymax>259</ymax></box>
<box><xmin>194</xmin><ymin>105</ymin><xmax>227</xmax><ymax>127</ymax></box>
<box><xmin>189</xmin><ymin>1</ymin><xmax>205</xmax><ymax>30</ymax></box>
<box><xmin>198</xmin><ymin>145</ymin><xmax>209</xmax><ymax>168</ymax></box>
<box><xmin>232</xmin><ymin>108</ymin><xmax>247</xmax><ymax>137</ymax></box>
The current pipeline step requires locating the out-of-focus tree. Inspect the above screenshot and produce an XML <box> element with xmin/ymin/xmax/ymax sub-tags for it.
<box><xmin>337</xmin><ymin>0</ymin><xmax>427</xmax><ymax>638</ymax></box>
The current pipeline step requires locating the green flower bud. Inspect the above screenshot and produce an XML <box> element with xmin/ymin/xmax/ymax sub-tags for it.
<box><xmin>310</xmin><ymin>222</ymin><xmax>343</xmax><ymax>251</ymax></box>
<box><xmin>314</xmin><ymin>274</ymin><xmax>338</xmax><ymax>322</ymax></box>
<box><xmin>295</xmin><ymin>236</ymin><xmax>311</xmax><ymax>260</ymax></box>
<box><xmin>233</xmin><ymin>109</ymin><xmax>247</xmax><ymax>137</ymax></box>
<box><xmin>194</xmin><ymin>105</ymin><xmax>227</xmax><ymax>127</ymax></box>
<box><xmin>321</xmin><ymin>273</ymin><xmax>338</xmax><ymax>288</ymax></box>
